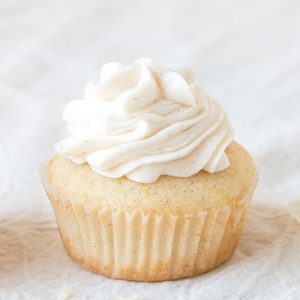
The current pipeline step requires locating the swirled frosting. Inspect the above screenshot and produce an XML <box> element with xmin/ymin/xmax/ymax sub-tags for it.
<box><xmin>55</xmin><ymin>58</ymin><xmax>234</xmax><ymax>183</ymax></box>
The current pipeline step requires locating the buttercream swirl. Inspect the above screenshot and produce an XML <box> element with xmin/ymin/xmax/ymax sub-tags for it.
<box><xmin>55</xmin><ymin>58</ymin><xmax>234</xmax><ymax>183</ymax></box>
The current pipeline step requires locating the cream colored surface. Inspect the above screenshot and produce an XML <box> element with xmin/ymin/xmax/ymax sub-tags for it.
<box><xmin>1</xmin><ymin>0</ymin><xmax>300</xmax><ymax>298</ymax></box>
<box><xmin>45</xmin><ymin>142</ymin><xmax>257</xmax><ymax>281</ymax></box>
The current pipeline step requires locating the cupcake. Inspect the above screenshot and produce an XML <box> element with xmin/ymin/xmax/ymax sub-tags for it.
<box><xmin>43</xmin><ymin>58</ymin><xmax>257</xmax><ymax>281</ymax></box>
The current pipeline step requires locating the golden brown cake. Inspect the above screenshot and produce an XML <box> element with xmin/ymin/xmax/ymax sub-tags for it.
<box><xmin>45</xmin><ymin>142</ymin><xmax>257</xmax><ymax>281</ymax></box>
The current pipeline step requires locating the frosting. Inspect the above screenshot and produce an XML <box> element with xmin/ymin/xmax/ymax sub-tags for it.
<box><xmin>55</xmin><ymin>58</ymin><xmax>234</xmax><ymax>183</ymax></box>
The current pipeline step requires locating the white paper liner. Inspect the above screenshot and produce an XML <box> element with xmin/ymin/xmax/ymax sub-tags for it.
<box><xmin>40</xmin><ymin>164</ymin><xmax>255</xmax><ymax>281</ymax></box>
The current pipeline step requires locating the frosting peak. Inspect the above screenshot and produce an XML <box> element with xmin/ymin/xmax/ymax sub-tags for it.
<box><xmin>56</xmin><ymin>58</ymin><xmax>234</xmax><ymax>183</ymax></box>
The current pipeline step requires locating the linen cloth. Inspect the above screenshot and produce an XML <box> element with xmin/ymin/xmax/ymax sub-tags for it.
<box><xmin>0</xmin><ymin>0</ymin><xmax>300</xmax><ymax>299</ymax></box>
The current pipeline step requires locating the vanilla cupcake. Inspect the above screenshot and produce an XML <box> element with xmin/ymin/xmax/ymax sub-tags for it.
<box><xmin>43</xmin><ymin>58</ymin><xmax>257</xmax><ymax>281</ymax></box>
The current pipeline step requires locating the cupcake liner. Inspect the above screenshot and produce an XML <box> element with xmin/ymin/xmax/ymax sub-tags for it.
<box><xmin>41</xmin><ymin>167</ymin><xmax>254</xmax><ymax>281</ymax></box>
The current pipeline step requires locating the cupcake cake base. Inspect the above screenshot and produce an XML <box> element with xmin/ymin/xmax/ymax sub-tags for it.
<box><xmin>43</xmin><ymin>142</ymin><xmax>257</xmax><ymax>281</ymax></box>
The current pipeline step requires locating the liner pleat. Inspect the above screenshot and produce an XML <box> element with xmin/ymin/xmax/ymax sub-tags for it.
<box><xmin>45</xmin><ymin>182</ymin><xmax>253</xmax><ymax>281</ymax></box>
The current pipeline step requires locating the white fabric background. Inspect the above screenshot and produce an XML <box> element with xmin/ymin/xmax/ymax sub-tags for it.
<box><xmin>1</xmin><ymin>0</ymin><xmax>300</xmax><ymax>299</ymax></box>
